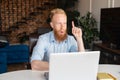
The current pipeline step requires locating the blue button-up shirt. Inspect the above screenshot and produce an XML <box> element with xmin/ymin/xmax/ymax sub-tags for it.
<box><xmin>31</xmin><ymin>31</ymin><xmax>78</xmax><ymax>62</ymax></box>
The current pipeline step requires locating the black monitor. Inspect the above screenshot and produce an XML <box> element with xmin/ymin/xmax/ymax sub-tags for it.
<box><xmin>100</xmin><ymin>7</ymin><xmax>120</xmax><ymax>49</ymax></box>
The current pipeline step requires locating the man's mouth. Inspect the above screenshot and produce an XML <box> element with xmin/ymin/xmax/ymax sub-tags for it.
<box><xmin>60</xmin><ymin>31</ymin><xmax>64</xmax><ymax>34</ymax></box>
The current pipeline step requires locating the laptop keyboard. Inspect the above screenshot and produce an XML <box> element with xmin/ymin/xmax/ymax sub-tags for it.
<box><xmin>44</xmin><ymin>72</ymin><xmax>49</xmax><ymax>80</ymax></box>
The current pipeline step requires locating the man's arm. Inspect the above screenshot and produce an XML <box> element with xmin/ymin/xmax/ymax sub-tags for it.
<box><xmin>75</xmin><ymin>37</ymin><xmax>85</xmax><ymax>51</ymax></box>
<box><xmin>31</xmin><ymin>60</ymin><xmax>49</xmax><ymax>71</ymax></box>
<box><xmin>72</xmin><ymin>21</ymin><xmax>85</xmax><ymax>51</ymax></box>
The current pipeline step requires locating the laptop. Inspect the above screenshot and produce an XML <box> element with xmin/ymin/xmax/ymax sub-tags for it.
<box><xmin>47</xmin><ymin>51</ymin><xmax>100</xmax><ymax>80</ymax></box>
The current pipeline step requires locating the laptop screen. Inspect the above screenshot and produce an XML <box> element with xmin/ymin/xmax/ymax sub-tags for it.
<box><xmin>49</xmin><ymin>51</ymin><xmax>100</xmax><ymax>80</ymax></box>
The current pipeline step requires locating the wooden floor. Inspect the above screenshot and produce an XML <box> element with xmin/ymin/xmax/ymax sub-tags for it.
<box><xmin>7</xmin><ymin>63</ymin><xmax>28</xmax><ymax>72</ymax></box>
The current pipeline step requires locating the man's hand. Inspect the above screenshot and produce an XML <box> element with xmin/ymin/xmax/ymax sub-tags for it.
<box><xmin>72</xmin><ymin>21</ymin><xmax>82</xmax><ymax>40</ymax></box>
<box><xmin>72</xmin><ymin>21</ymin><xmax>85</xmax><ymax>51</ymax></box>
<box><xmin>31</xmin><ymin>60</ymin><xmax>49</xmax><ymax>71</ymax></box>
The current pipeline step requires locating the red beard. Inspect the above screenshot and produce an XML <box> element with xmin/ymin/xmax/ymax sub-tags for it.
<box><xmin>54</xmin><ymin>30</ymin><xmax>67</xmax><ymax>42</ymax></box>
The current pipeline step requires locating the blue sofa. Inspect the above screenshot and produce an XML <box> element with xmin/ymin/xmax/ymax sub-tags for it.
<box><xmin>0</xmin><ymin>44</ymin><xmax>29</xmax><ymax>73</ymax></box>
<box><xmin>0</xmin><ymin>52</ymin><xmax>7</xmax><ymax>73</ymax></box>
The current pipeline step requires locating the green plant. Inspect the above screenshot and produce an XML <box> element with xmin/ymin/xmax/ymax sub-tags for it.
<box><xmin>76</xmin><ymin>12</ymin><xmax>99</xmax><ymax>49</ymax></box>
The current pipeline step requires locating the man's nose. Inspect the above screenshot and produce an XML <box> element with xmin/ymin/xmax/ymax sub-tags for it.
<box><xmin>60</xmin><ymin>24</ymin><xmax>65</xmax><ymax>29</ymax></box>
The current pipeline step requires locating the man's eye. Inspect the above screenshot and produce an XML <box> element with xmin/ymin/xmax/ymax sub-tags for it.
<box><xmin>56</xmin><ymin>23</ymin><xmax>60</xmax><ymax>25</ymax></box>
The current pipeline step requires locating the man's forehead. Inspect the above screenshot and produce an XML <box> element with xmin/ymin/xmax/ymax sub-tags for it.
<box><xmin>53</xmin><ymin>14</ymin><xmax>66</xmax><ymax>18</ymax></box>
<box><xmin>51</xmin><ymin>14</ymin><xmax>67</xmax><ymax>21</ymax></box>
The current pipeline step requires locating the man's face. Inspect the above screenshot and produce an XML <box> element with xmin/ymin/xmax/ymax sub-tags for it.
<box><xmin>50</xmin><ymin>14</ymin><xmax>67</xmax><ymax>41</ymax></box>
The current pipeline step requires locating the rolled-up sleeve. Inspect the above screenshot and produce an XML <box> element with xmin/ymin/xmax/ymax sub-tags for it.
<box><xmin>31</xmin><ymin>36</ymin><xmax>46</xmax><ymax>62</ymax></box>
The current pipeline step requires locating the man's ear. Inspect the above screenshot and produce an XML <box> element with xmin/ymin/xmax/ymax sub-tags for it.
<box><xmin>50</xmin><ymin>22</ymin><xmax>53</xmax><ymax>28</ymax></box>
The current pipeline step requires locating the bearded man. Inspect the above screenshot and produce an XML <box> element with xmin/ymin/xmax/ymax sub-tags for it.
<box><xmin>31</xmin><ymin>8</ymin><xmax>85</xmax><ymax>71</ymax></box>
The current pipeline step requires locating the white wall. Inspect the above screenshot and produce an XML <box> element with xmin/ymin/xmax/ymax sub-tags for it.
<box><xmin>77</xmin><ymin>0</ymin><xmax>90</xmax><ymax>16</ymax></box>
<box><xmin>114</xmin><ymin>0</ymin><xmax>120</xmax><ymax>7</ymax></box>
<box><xmin>92</xmin><ymin>0</ymin><xmax>109</xmax><ymax>30</ymax></box>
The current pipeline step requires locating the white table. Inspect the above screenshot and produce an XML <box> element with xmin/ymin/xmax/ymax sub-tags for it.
<box><xmin>0</xmin><ymin>70</ymin><xmax>47</xmax><ymax>80</ymax></box>
<box><xmin>0</xmin><ymin>64</ymin><xmax>120</xmax><ymax>80</ymax></box>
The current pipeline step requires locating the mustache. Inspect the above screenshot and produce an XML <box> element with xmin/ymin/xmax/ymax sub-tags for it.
<box><xmin>54</xmin><ymin>30</ymin><xmax>67</xmax><ymax>41</ymax></box>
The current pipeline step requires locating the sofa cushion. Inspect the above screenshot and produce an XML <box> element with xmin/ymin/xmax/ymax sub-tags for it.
<box><xmin>0</xmin><ymin>44</ymin><xmax>29</xmax><ymax>64</ymax></box>
<box><xmin>0</xmin><ymin>52</ymin><xmax>7</xmax><ymax>73</ymax></box>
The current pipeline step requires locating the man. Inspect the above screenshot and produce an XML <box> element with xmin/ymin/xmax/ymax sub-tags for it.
<box><xmin>31</xmin><ymin>8</ymin><xmax>85</xmax><ymax>71</ymax></box>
